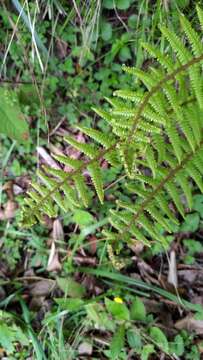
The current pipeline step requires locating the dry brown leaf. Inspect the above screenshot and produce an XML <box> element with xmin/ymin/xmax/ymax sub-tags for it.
<box><xmin>47</xmin><ymin>219</ymin><xmax>63</xmax><ymax>272</ymax></box>
<box><xmin>29</xmin><ymin>296</ymin><xmax>45</xmax><ymax>310</ymax></box>
<box><xmin>49</xmin><ymin>143</ymin><xmax>64</xmax><ymax>156</ymax></box>
<box><xmin>13</xmin><ymin>184</ymin><xmax>23</xmax><ymax>195</ymax></box>
<box><xmin>2</xmin><ymin>180</ymin><xmax>14</xmax><ymax>199</ymax></box>
<box><xmin>175</xmin><ymin>314</ymin><xmax>203</xmax><ymax>334</ymax></box>
<box><xmin>73</xmin><ymin>255</ymin><xmax>97</xmax><ymax>266</ymax></box>
<box><xmin>53</xmin><ymin>219</ymin><xmax>64</xmax><ymax>241</ymax></box>
<box><xmin>0</xmin><ymin>200</ymin><xmax>17</xmax><ymax>220</ymax></box>
<box><xmin>78</xmin><ymin>342</ymin><xmax>92</xmax><ymax>356</ymax></box>
<box><xmin>143</xmin><ymin>299</ymin><xmax>164</xmax><ymax>314</ymax></box>
<box><xmin>47</xmin><ymin>242</ymin><xmax>62</xmax><ymax>272</ymax></box>
<box><xmin>88</xmin><ymin>235</ymin><xmax>97</xmax><ymax>255</ymax></box>
<box><xmin>168</xmin><ymin>250</ymin><xmax>178</xmax><ymax>288</ymax></box>
<box><xmin>197</xmin><ymin>341</ymin><xmax>203</xmax><ymax>353</ymax></box>
<box><xmin>47</xmin><ymin>252</ymin><xmax>61</xmax><ymax>272</ymax></box>
<box><xmin>129</xmin><ymin>241</ymin><xmax>144</xmax><ymax>255</ymax></box>
<box><xmin>30</xmin><ymin>280</ymin><xmax>55</xmax><ymax>297</ymax></box>
<box><xmin>178</xmin><ymin>269</ymin><xmax>203</xmax><ymax>284</ymax></box>
<box><xmin>56</xmin><ymin>38</ymin><xmax>68</xmax><ymax>59</ymax></box>
<box><xmin>37</xmin><ymin>146</ymin><xmax>60</xmax><ymax>169</ymax></box>
<box><xmin>4</xmin><ymin>200</ymin><xmax>17</xmax><ymax>219</ymax></box>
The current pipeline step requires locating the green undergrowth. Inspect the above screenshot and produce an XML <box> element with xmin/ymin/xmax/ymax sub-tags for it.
<box><xmin>0</xmin><ymin>0</ymin><xmax>203</xmax><ymax>359</ymax></box>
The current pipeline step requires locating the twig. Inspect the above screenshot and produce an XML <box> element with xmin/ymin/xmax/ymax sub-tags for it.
<box><xmin>0</xmin><ymin>78</ymin><xmax>42</xmax><ymax>85</ymax></box>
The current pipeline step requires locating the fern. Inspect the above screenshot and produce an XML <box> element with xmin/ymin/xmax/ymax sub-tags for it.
<box><xmin>21</xmin><ymin>8</ymin><xmax>203</xmax><ymax>250</ymax></box>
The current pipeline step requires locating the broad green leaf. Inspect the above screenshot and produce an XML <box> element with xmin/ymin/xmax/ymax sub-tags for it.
<box><xmin>130</xmin><ymin>297</ymin><xmax>146</xmax><ymax>321</ymax></box>
<box><xmin>57</xmin><ymin>277</ymin><xmax>86</xmax><ymax>298</ymax></box>
<box><xmin>103</xmin><ymin>0</ymin><xmax>114</xmax><ymax>9</ymax></box>
<box><xmin>101</xmin><ymin>21</ymin><xmax>112</xmax><ymax>41</ymax></box>
<box><xmin>0</xmin><ymin>87</ymin><xmax>29</xmax><ymax>142</ymax></box>
<box><xmin>110</xmin><ymin>325</ymin><xmax>125</xmax><ymax>360</ymax></box>
<box><xmin>72</xmin><ymin>210</ymin><xmax>94</xmax><ymax>227</ymax></box>
<box><xmin>128</xmin><ymin>14</ymin><xmax>137</xmax><ymax>29</ymax></box>
<box><xmin>193</xmin><ymin>195</ymin><xmax>203</xmax><ymax>218</ymax></box>
<box><xmin>85</xmin><ymin>303</ymin><xmax>102</xmax><ymax>324</ymax></box>
<box><xmin>149</xmin><ymin>326</ymin><xmax>169</xmax><ymax>353</ymax></box>
<box><xmin>12</xmin><ymin>324</ymin><xmax>29</xmax><ymax>347</ymax></box>
<box><xmin>169</xmin><ymin>334</ymin><xmax>184</xmax><ymax>356</ymax></box>
<box><xmin>115</xmin><ymin>0</ymin><xmax>131</xmax><ymax>10</ymax></box>
<box><xmin>54</xmin><ymin>298</ymin><xmax>84</xmax><ymax>311</ymax></box>
<box><xmin>85</xmin><ymin>303</ymin><xmax>115</xmax><ymax>331</ymax></box>
<box><xmin>119</xmin><ymin>46</ymin><xmax>132</xmax><ymax>62</ymax></box>
<box><xmin>141</xmin><ymin>344</ymin><xmax>155</xmax><ymax>360</ymax></box>
<box><xmin>0</xmin><ymin>322</ymin><xmax>15</xmax><ymax>354</ymax></box>
<box><xmin>183</xmin><ymin>239</ymin><xmax>203</xmax><ymax>256</ymax></box>
<box><xmin>18</xmin><ymin>84</ymin><xmax>40</xmax><ymax>106</ymax></box>
<box><xmin>126</xmin><ymin>328</ymin><xmax>142</xmax><ymax>352</ymax></box>
<box><xmin>105</xmin><ymin>298</ymin><xmax>130</xmax><ymax>321</ymax></box>
<box><xmin>180</xmin><ymin>213</ymin><xmax>200</xmax><ymax>232</ymax></box>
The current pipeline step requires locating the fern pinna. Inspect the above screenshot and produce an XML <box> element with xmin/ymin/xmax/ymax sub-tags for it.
<box><xmin>22</xmin><ymin>6</ymin><xmax>203</xmax><ymax>248</ymax></box>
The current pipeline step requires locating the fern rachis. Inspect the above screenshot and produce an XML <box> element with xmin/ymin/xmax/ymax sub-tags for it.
<box><xmin>21</xmin><ymin>7</ymin><xmax>203</xmax><ymax>250</ymax></box>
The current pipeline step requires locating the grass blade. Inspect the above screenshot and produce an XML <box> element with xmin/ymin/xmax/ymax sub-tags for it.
<box><xmin>79</xmin><ymin>267</ymin><xmax>202</xmax><ymax>313</ymax></box>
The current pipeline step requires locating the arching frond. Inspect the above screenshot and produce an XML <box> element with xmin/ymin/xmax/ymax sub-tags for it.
<box><xmin>21</xmin><ymin>9</ymin><xmax>203</xmax><ymax>250</ymax></box>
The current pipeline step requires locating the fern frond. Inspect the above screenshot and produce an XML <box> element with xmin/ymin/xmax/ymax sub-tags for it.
<box><xmin>180</xmin><ymin>14</ymin><xmax>203</xmax><ymax>57</ymax></box>
<box><xmin>52</xmin><ymin>154</ymin><xmax>82</xmax><ymax>169</ymax></box>
<box><xmin>73</xmin><ymin>174</ymin><xmax>90</xmax><ymax>207</ymax></box>
<box><xmin>21</xmin><ymin>8</ymin><xmax>203</xmax><ymax>252</ymax></box>
<box><xmin>160</xmin><ymin>25</ymin><xmax>191</xmax><ymax>63</ymax></box>
<box><xmin>145</xmin><ymin>146</ymin><xmax>157</xmax><ymax>178</ymax></box>
<box><xmin>76</xmin><ymin>125</ymin><xmax>114</xmax><ymax>148</ymax></box>
<box><xmin>197</xmin><ymin>5</ymin><xmax>203</xmax><ymax>30</ymax></box>
<box><xmin>87</xmin><ymin>162</ymin><xmax>104</xmax><ymax>203</ymax></box>
<box><xmin>161</xmin><ymin>23</ymin><xmax>203</xmax><ymax>108</ymax></box>
<box><xmin>110</xmin><ymin>141</ymin><xmax>203</xmax><ymax>243</ymax></box>
<box><xmin>37</xmin><ymin>171</ymin><xmax>68</xmax><ymax>212</ymax></box>
<box><xmin>65</xmin><ymin>136</ymin><xmax>99</xmax><ymax>158</ymax></box>
<box><xmin>141</xmin><ymin>42</ymin><xmax>174</xmax><ymax>71</ymax></box>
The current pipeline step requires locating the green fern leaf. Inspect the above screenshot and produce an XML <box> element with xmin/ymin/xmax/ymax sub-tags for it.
<box><xmin>186</xmin><ymin>164</ymin><xmax>203</xmax><ymax>193</ymax></box>
<box><xmin>197</xmin><ymin>5</ymin><xmax>203</xmax><ymax>30</ymax></box>
<box><xmin>52</xmin><ymin>154</ymin><xmax>82</xmax><ymax>169</ymax></box>
<box><xmin>87</xmin><ymin>162</ymin><xmax>104</xmax><ymax>204</ymax></box>
<box><xmin>165</xmin><ymin>181</ymin><xmax>185</xmax><ymax>218</ymax></box>
<box><xmin>147</xmin><ymin>205</ymin><xmax>172</xmax><ymax>233</ymax></box>
<box><xmin>180</xmin><ymin>14</ymin><xmax>203</xmax><ymax>57</ymax></box>
<box><xmin>65</xmin><ymin>136</ymin><xmax>98</xmax><ymax>158</ymax></box>
<box><xmin>145</xmin><ymin>146</ymin><xmax>157</xmax><ymax>178</ymax></box>
<box><xmin>160</xmin><ymin>25</ymin><xmax>191</xmax><ymax>64</ymax></box>
<box><xmin>93</xmin><ymin>107</ymin><xmax>114</xmax><ymax>123</ymax></box>
<box><xmin>76</xmin><ymin>125</ymin><xmax>114</xmax><ymax>148</ymax></box>
<box><xmin>61</xmin><ymin>183</ymin><xmax>80</xmax><ymax>208</ymax></box>
<box><xmin>176</xmin><ymin>172</ymin><xmax>193</xmax><ymax>209</ymax></box>
<box><xmin>166</xmin><ymin>124</ymin><xmax>183</xmax><ymax>163</ymax></box>
<box><xmin>156</xmin><ymin>194</ymin><xmax>179</xmax><ymax>225</ymax></box>
<box><xmin>73</xmin><ymin>174</ymin><xmax>90</xmax><ymax>207</ymax></box>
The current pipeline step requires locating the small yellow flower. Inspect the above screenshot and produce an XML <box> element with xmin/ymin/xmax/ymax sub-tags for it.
<box><xmin>114</xmin><ymin>297</ymin><xmax>123</xmax><ymax>304</ymax></box>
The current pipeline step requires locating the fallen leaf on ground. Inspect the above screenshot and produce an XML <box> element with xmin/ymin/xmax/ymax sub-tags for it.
<box><xmin>178</xmin><ymin>269</ymin><xmax>203</xmax><ymax>284</ymax></box>
<box><xmin>0</xmin><ymin>200</ymin><xmax>17</xmax><ymax>220</ymax></box>
<box><xmin>168</xmin><ymin>250</ymin><xmax>178</xmax><ymax>288</ymax></box>
<box><xmin>30</xmin><ymin>280</ymin><xmax>55</xmax><ymax>297</ymax></box>
<box><xmin>88</xmin><ymin>235</ymin><xmax>97</xmax><ymax>255</ymax></box>
<box><xmin>78</xmin><ymin>342</ymin><xmax>92</xmax><ymax>355</ymax></box>
<box><xmin>47</xmin><ymin>241</ymin><xmax>62</xmax><ymax>272</ymax></box>
<box><xmin>175</xmin><ymin>315</ymin><xmax>203</xmax><ymax>334</ymax></box>
<box><xmin>56</xmin><ymin>38</ymin><xmax>68</xmax><ymax>59</ymax></box>
<box><xmin>53</xmin><ymin>219</ymin><xmax>64</xmax><ymax>241</ymax></box>
<box><xmin>37</xmin><ymin>146</ymin><xmax>60</xmax><ymax>169</ymax></box>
